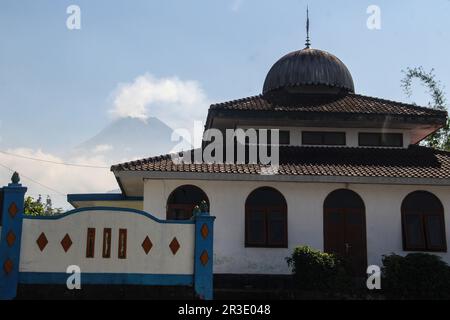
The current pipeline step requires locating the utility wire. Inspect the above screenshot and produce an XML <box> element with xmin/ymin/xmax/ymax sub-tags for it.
<box><xmin>0</xmin><ymin>162</ymin><xmax>66</xmax><ymax>196</ymax></box>
<box><xmin>0</xmin><ymin>150</ymin><xmax>110</xmax><ymax>169</ymax></box>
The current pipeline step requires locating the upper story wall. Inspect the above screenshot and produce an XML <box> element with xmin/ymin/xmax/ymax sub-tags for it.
<box><xmin>206</xmin><ymin>92</ymin><xmax>447</xmax><ymax>147</ymax></box>
<box><xmin>237</xmin><ymin>125</ymin><xmax>412</xmax><ymax>148</ymax></box>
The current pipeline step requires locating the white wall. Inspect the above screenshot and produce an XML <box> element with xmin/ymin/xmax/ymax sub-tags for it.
<box><xmin>20</xmin><ymin>209</ymin><xmax>195</xmax><ymax>275</ymax></box>
<box><xmin>144</xmin><ymin>179</ymin><xmax>450</xmax><ymax>274</ymax></box>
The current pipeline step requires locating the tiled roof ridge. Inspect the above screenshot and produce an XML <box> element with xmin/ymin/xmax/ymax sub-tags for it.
<box><xmin>349</xmin><ymin>93</ymin><xmax>447</xmax><ymax>115</ymax></box>
<box><xmin>110</xmin><ymin>150</ymin><xmax>194</xmax><ymax>171</ymax></box>
<box><xmin>210</xmin><ymin>94</ymin><xmax>263</xmax><ymax>109</ymax></box>
<box><xmin>209</xmin><ymin>92</ymin><xmax>447</xmax><ymax>116</ymax></box>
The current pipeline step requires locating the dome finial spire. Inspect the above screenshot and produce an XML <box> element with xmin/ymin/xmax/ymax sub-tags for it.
<box><xmin>305</xmin><ymin>5</ymin><xmax>311</xmax><ymax>48</ymax></box>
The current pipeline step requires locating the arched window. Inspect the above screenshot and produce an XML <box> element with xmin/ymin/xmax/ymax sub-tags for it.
<box><xmin>166</xmin><ymin>185</ymin><xmax>209</xmax><ymax>220</ymax></box>
<box><xmin>245</xmin><ymin>187</ymin><xmax>287</xmax><ymax>247</ymax></box>
<box><xmin>401</xmin><ymin>191</ymin><xmax>446</xmax><ymax>252</ymax></box>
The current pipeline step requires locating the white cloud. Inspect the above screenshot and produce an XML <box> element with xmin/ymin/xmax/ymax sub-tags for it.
<box><xmin>0</xmin><ymin>148</ymin><xmax>117</xmax><ymax>209</ymax></box>
<box><xmin>92</xmin><ymin>144</ymin><xmax>113</xmax><ymax>153</ymax></box>
<box><xmin>109</xmin><ymin>73</ymin><xmax>210</xmax><ymax>132</ymax></box>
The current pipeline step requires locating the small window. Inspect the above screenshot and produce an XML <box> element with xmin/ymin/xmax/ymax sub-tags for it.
<box><xmin>256</xmin><ymin>129</ymin><xmax>290</xmax><ymax>145</ymax></box>
<box><xmin>401</xmin><ymin>191</ymin><xmax>446</xmax><ymax>252</ymax></box>
<box><xmin>302</xmin><ymin>131</ymin><xmax>346</xmax><ymax>146</ymax></box>
<box><xmin>102</xmin><ymin>228</ymin><xmax>111</xmax><ymax>258</ymax></box>
<box><xmin>279</xmin><ymin>130</ymin><xmax>290</xmax><ymax>145</ymax></box>
<box><xmin>118</xmin><ymin>229</ymin><xmax>127</xmax><ymax>259</ymax></box>
<box><xmin>359</xmin><ymin>133</ymin><xmax>403</xmax><ymax>147</ymax></box>
<box><xmin>86</xmin><ymin>228</ymin><xmax>95</xmax><ymax>258</ymax></box>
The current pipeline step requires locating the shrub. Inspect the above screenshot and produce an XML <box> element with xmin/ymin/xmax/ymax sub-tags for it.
<box><xmin>382</xmin><ymin>253</ymin><xmax>450</xmax><ymax>299</ymax></box>
<box><xmin>286</xmin><ymin>245</ymin><xmax>349</xmax><ymax>291</ymax></box>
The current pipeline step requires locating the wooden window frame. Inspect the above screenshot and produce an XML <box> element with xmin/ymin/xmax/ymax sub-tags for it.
<box><xmin>245</xmin><ymin>207</ymin><xmax>267</xmax><ymax>247</ymax></box>
<box><xmin>86</xmin><ymin>228</ymin><xmax>95</xmax><ymax>258</ymax></box>
<box><xmin>257</xmin><ymin>129</ymin><xmax>290</xmax><ymax>145</ymax></box>
<box><xmin>118</xmin><ymin>228</ymin><xmax>127</xmax><ymax>259</ymax></box>
<box><xmin>402</xmin><ymin>210</ymin><xmax>447</xmax><ymax>252</ymax></box>
<box><xmin>424</xmin><ymin>214</ymin><xmax>447</xmax><ymax>251</ymax></box>
<box><xmin>358</xmin><ymin>132</ymin><xmax>403</xmax><ymax>147</ymax></box>
<box><xmin>102</xmin><ymin>228</ymin><xmax>112</xmax><ymax>258</ymax></box>
<box><xmin>278</xmin><ymin>130</ymin><xmax>290</xmax><ymax>145</ymax></box>
<box><xmin>302</xmin><ymin>131</ymin><xmax>346</xmax><ymax>146</ymax></box>
<box><xmin>245</xmin><ymin>205</ymin><xmax>287</xmax><ymax>248</ymax></box>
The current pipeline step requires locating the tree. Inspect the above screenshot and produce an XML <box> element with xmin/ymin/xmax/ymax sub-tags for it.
<box><xmin>44</xmin><ymin>195</ymin><xmax>63</xmax><ymax>215</ymax></box>
<box><xmin>24</xmin><ymin>194</ymin><xmax>63</xmax><ymax>216</ymax></box>
<box><xmin>24</xmin><ymin>195</ymin><xmax>44</xmax><ymax>216</ymax></box>
<box><xmin>401</xmin><ymin>67</ymin><xmax>450</xmax><ymax>150</ymax></box>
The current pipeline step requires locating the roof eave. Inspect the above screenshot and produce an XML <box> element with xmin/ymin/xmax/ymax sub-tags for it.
<box><xmin>206</xmin><ymin>108</ymin><xmax>447</xmax><ymax>128</ymax></box>
<box><xmin>114</xmin><ymin>170</ymin><xmax>450</xmax><ymax>187</ymax></box>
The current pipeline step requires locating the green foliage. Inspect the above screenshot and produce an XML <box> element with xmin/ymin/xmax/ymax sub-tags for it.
<box><xmin>24</xmin><ymin>195</ymin><xmax>44</xmax><ymax>216</ymax></box>
<box><xmin>382</xmin><ymin>253</ymin><xmax>450</xmax><ymax>299</ymax></box>
<box><xmin>24</xmin><ymin>195</ymin><xmax>63</xmax><ymax>216</ymax></box>
<box><xmin>401</xmin><ymin>67</ymin><xmax>450</xmax><ymax>150</ymax></box>
<box><xmin>286</xmin><ymin>245</ymin><xmax>350</xmax><ymax>290</ymax></box>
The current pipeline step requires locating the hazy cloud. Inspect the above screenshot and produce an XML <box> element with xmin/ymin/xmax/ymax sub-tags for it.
<box><xmin>0</xmin><ymin>148</ymin><xmax>117</xmax><ymax>209</ymax></box>
<box><xmin>92</xmin><ymin>144</ymin><xmax>113</xmax><ymax>153</ymax></box>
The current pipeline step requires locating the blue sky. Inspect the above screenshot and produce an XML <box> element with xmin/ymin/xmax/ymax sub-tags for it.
<box><xmin>0</xmin><ymin>0</ymin><xmax>450</xmax><ymax>204</ymax></box>
<box><xmin>1</xmin><ymin>0</ymin><xmax>450</xmax><ymax>150</ymax></box>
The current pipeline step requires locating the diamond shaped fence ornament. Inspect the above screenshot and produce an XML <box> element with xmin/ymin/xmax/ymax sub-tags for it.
<box><xmin>6</xmin><ymin>230</ymin><xmax>16</xmax><ymax>247</ymax></box>
<box><xmin>141</xmin><ymin>236</ymin><xmax>153</xmax><ymax>254</ymax></box>
<box><xmin>169</xmin><ymin>237</ymin><xmax>180</xmax><ymax>255</ymax></box>
<box><xmin>36</xmin><ymin>232</ymin><xmax>48</xmax><ymax>252</ymax></box>
<box><xmin>8</xmin><ymin>202</ymin><xmax>18</xmax><ymax>218</ymax></box>
<box><xmin>200</xmin><ymin>250</ymin><xmax>209</xmax><ymax>266</ymax></box>
<box><xmin>201</xmin><ymin>224</ymin><xmax>209</xmax><ymax>239</ymax></box>
<box><xmin>3</xmin><ymin>259</ymin><xmax>13</xmax><ymax>274</ymax></box>
<box><xmin>60</xmin><ymin>234</ymin><xmax>73</xmax><ymax>252</ymax></box>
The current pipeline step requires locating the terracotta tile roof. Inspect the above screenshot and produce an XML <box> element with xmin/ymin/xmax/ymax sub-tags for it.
<box><xmin>209</xmin><ymin>93</ymin><xmax>447</xmax><ymax>118</ymax></box>
<box><xmin>111</xmin><ymin>145</ymin><xmax>450</xmax><ymax>180</ymax></box>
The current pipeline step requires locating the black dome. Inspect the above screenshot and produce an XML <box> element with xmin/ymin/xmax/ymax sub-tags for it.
<box><xmin>263</xmin><ymin>48</ymin><xmax>354</xmax><ymax>94</ymax></box>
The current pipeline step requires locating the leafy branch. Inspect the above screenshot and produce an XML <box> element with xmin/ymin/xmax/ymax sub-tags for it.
<box><xmin>401</xmin><ymin>67</ymin><xmax>450</xmax><ymax>150</ymax></box>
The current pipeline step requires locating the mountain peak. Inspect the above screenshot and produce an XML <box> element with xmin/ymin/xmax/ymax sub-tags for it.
<box><xmin>75</xmin><ymin>117</ymin><xmax>190</xmax><ymax>161</ymax></box>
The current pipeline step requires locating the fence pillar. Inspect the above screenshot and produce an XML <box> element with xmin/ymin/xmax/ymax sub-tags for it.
<box><xmin>193</xmin><ymin>205</ymin><xmax>215</xmax><ymax>300</ymax></box>
<box><xmin>0</xmin><ymin>172</ymin><xmax>27</xmax><ymax>300</ymax></box>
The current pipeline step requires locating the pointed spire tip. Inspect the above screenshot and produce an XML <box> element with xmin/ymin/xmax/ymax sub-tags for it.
<box><xmin>305</xmin><ymin>5</ymin><xmax>311</xmax><ymax>48</ymax></box>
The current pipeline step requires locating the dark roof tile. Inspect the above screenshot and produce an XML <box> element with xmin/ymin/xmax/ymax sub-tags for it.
<box><xmin>209</xmin><ymin>93</ymin><xmax>446</xmax><ymax>118</ymax></box>
<box><xmin>111</xmin><ymin>145</ymin><xmax>450</xmax><ymax>180</ymax></box>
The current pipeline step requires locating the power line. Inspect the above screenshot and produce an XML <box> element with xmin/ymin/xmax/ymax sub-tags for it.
<box><xmin>0</xmin><ymin>150</ymin><xmax>110</xmax><ymax>169</ymax></box>
<box><xmin>0</xmin><ymin>162</ymin><xmax>66</xmax><ymax>196</ymax></box>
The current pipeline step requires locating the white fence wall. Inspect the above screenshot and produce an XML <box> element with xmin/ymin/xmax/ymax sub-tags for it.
<box><xmin>20</xmin><ymin>209</ymin><xmax>195</xmax><ymax>274</ymax></box>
